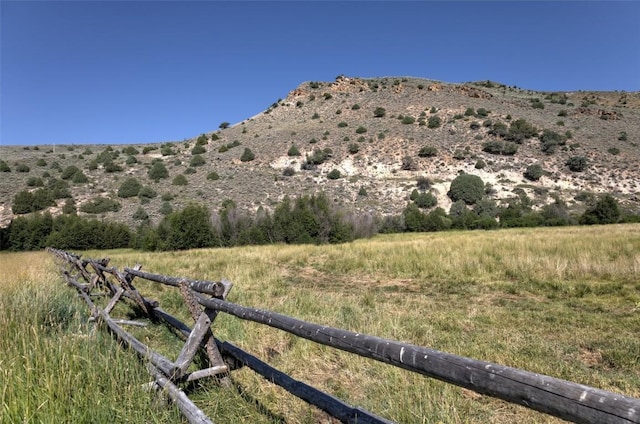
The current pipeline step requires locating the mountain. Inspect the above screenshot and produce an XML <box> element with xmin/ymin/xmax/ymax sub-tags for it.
<box><xmin>1</xmin><ymin>75</ymin><xmax>639</xmax><ymax>228</ymax></box>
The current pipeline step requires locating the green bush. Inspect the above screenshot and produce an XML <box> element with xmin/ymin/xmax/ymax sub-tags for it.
<box><xmin>240</xmin><ymin>148</ymin><xmax>255</xmax><ymax>162</ymax></box>
<box><xmin>117</xmin><ymin>178</ymin><xmax>142</xmax><ymax>198</ymax></box>
<box><xmin>219</xmin><ymin>122</ymin><xmax>230</xmax><ymax>129</ymax></box>
<box><xmin>27</xmin><ymin>177</ymin><xmax>44</xmax><ymax>187</ymax></box>
<box><xmin>476</xmin><ymin>108</ymin><xmax>489</xmax><ymax>117</ymax></box>
<box><xmin>475</xmin><ymin>159</ymin><xmax>486</xmax><ymax>169</ymax></box>
<box><xmin>207</xmin><ymin>171</ymin><xmax>220</xmax><ymax>181</ymax></box>
<box><xmin>103</xmin><ymin>161</ymin><xmax>123</xmax><ymax>173</ymax></box>
<box><xmin>337</xmin><ymin>122</ymin><xmax>348</xmax><ymax>128</ymax></box>
<box><xmin>618</xmin><ymin>131</ymin><xmax>628</xmax><ymax>141</ymax></box>
<box><xmin>348</xmin><ymin>143</ymin><xmax>360</xmax><ymax>154</ymax></box>
<box><xmin>172</xmin><ymin>174</ymin><xmax>188</xmax><ymax>186</ymax></box>
<box><xmin>36</xmin><ymin>158</ymin><xmax>47</xmax><ymax>166</ymax></box>
<box><xmin>191</xmin><ymin>145</ymin><xmax>206</xmax><ymax>155</ymax></box>
<box><xmin>0</xmin><ymin>160</ymin><xmax>10</xmax><ymax>172</ymax></box>
<box><xmin>418</xmin><ymin>146</ymin><xmax>437</xmax><ymax>157</ymax></box>
<box><xmin>125</xmin><ymin>155</ymin><xmax>138</xmax><ymax>165</ymax></box>
<box><xmin>327</xmin><ymin>169</ymin><xmax>341</xmax><ymax>179</ymax></box>
<box><xmin>287</xmin><ymin>144</ymin><xmax>301</xmax><ymax>156</ymax></box>
<box><xmin>608</xmin><ymin>147</ymin><xmax>620</xmax><ymax>155</ymax></box>
<box><xmin>580</xmin><ymin>194</ymin><xmax>620</xmax><ymax>225</ymax></box>
<box><xmin>414</xmin><ymin>192</ymin><xmax>437</xmax><ymax>209</ymax></box>
<box><xmin>427</xmin><ymin>116</ymin><xmax>441</xmax><ymax>129</ymax></box>
<box><xmin>351</xmin><ymin>104</ymin><xmax>360</xmax><ymax>110</ymax></box>
<box><xmin>133</xmin><ymin>206</ymin><xmax>149</xmax><ymax>221</ymax></box>
<box><xmin>159</xmin><ymin>201</ymin><xmax>173</xmax><ymax>216</ymax></box>
<box><xmin>79</xmin><ymin>197</ymin><xmax>121</xmax><ymax>214</ymax></box>
<box><xmin>448</xmin><ymin>174</ymin><xmax>485</xmax><ymax>205</ymax></box>
<box><xmin>402</xmin><ymin>116</ymin><xmax>415</xmax><ymax>124</ymax></box>
<box><xmin>464</xmin><ymin>107</ymin><xmax>475</xmax><ymax>116</ymax></box>
<box><xmin>282</xmin><ymin>167</ymin><xmax>296</xmax><ymax>177</ymax></box>
<box><xmin>505</xmin><ymin>119</ymin><xmax>537</xmax><ymax>143</ymax></box>
<box><xmin>71</xmin><ymin>170</ymin><xmax>88</xmax><ymax>183</ymax></box>
<box><xmin>524</xmin><ymin>164</ymin><xmax>544</xmax><ymax>181</ymax></box>
<box><xmin>138</xmin><ymin>186</ymin><xmax>157</xmax><ymax>199</ymax></box>
<box><xmin>12</xmin><ymin>189</ymin><xmax>55</xmax><ymax>214</ymax></box>
<box><xmin>16</xmin><ymin>164</ymin><xmax>30</xmax><ymax>173</ymax></box>
<box><xmin>196</xmin><ymin>134</ymin><xmax>209</xmax><ymax>145</ymax></box>
<box><xmin>122</xmin><ymin>146</ymin><xmax>139</xmax><ymax>155</ymax></box>
<box><xmin>190</xmin><ymin>154</ymin><xmax>205</xmax><ymax>167</ymax></box>
<box><xmin>148</xmin><ymin>162</ymin><xmax>169</xmax><ymax>181</ymax></box>
<box><xmin>566</xmin><ymin>156</ymin><xmax>587</xmax><ymax>172</ymax></box>
<box><xmin>373</xmin><ymin>107</ymin><xmax>386</xmax><ymax>118</ymax></box>
<box><xmin>61</xmin><ymin>165</ymin><xmax>80</xmax><ymax>180</ymax></box>
<box><xmin>540</xmin><ymin>129</ymin><xmax>567</xmax><ymax>154</ymax></box>
<box><xmin>355</xmin><ymin>126</ymin><xmax>367</xmax><ymax>134</ymax></box>
<box><xmin>482</xmin><ymin>141</ymin><xmax>518</xmax><ymax>155</ymax></box>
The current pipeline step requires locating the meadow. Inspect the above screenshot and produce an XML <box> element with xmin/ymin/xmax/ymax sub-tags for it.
<box><xmin>1</xmin><ymin>224</ymin><xmax>639</xmax><ymax>423</ymax></box>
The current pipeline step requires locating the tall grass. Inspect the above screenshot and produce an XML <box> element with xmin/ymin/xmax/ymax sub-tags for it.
<box><xmin>0</xmin><ymin>252</ymin><xmax>181</xmax><ymax>423</ymax></box>
<box><xmin>2</xmin><ymin>224</ymin><xmax>639</xmax><ymax>423</ymax></box>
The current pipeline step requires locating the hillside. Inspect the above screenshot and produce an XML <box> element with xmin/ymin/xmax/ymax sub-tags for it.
<box><xmin>1</xmin><ymin>75</ymin><xmax>639</xmax><ymax>228</ymax></box>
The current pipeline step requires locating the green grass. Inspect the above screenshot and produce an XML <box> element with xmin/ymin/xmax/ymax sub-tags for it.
<box><xmin>3</xmin><ymin>224</ymin><xmax>640</xmax><ymax>423</ymax></box>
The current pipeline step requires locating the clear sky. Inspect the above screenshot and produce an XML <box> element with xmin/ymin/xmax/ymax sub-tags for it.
<box><xmin>1</xmin><ymin>1</ymin><xmax>639</xmax><ymax>146</ymax></box>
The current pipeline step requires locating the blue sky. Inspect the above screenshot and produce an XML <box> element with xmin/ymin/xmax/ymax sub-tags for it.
<box><xmin>1</xmin><ymin>1</ymin><xmax>639</xmax><ymax>146</ymax></box>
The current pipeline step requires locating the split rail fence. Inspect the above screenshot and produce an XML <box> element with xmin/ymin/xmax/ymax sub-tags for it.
<box><xmin>48</xmin><ymin>248</ymin><xmax>640</xmax><ymax>424</ymax></box>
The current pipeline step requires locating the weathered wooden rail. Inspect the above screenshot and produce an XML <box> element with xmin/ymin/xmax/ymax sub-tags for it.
<box><xmin>48</xmin><ymin>248</ymin><xmax>640</xmax><ymax>424</ymax></box>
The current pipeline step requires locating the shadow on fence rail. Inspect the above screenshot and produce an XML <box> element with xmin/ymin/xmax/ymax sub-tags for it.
<box><xmin>48</xmin><ymin>248</ymin><xmax>640</xmax><ymax>424</ymax></box>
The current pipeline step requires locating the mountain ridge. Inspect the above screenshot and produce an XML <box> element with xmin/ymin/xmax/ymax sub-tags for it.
<box><xmin>1</xmin><ymin>75</ymin><xmax>639</xmax><ymax>228</ymax></box>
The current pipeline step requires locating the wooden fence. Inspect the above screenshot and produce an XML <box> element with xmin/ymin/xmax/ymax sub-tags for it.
<box><xmin>48</xmin><ymin>248</ymin><xmax>640</xmax><ymax>424</ymax></box>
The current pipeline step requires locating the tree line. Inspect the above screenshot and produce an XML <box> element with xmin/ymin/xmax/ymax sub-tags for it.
<box><xmin>1</xmin><ymin>191</ymin><xmax>638</xmax><ymax>252</ymax></box>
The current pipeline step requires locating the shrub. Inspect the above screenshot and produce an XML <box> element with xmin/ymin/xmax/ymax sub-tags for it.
<box><xmin>558</xmin><ymin>110</ymin><xmax>568</xmax><ymax>117</ymax></box>
<box><xmin>358</xmin><ymin>187</ymin><xmax>367</xmax><ymax>196</ymax></box>
<box><xmin>0</xmin><ymin>160</ymin><xmax>10</xmax><ymax>172</ymax></box>
<box><xmin>60</xmin><ymin>165</ymin><xmax>81</xmax><ymax>180</ymax></box>
<box><xmin>71</xmin><ymin>171</ymin><xmax>88</xmax><ymax>183</ymax></box>
<box><xmin>159</xmin><ymin>201</ymin><xmax>173</xmax><ymax>216</ymax></box>
<box><xmin>524</xmin><ymin>164</ymin><xmax>544</xmax><ymax>181</ymax></box>
<box><xmin>240</xmin><ymin>148</ymin><xmax>255</xmax><ymax>162</ymax></box>
<box><xmin>311</xmin><ymin>113</ymin><xmax>320</xmax><ymax>119</ymax></box>
<box><xmin>401</xmin><ymin>116</ymin><xmax>415</xmax><ymax>124</ymax></box>
<box><xmin>464</xmin><ymin>107</ymin><xmax>475</xmax><ymax>116</ymax></box>
<box><xmin>122</xmin><ymin>146</ymin><xmax>139</xmax><ymax>155</ymax></box>
<box><xmin>401</xmin><ymin>156</ymin><xmax>417</xmax><ymax>171</ymax></box>
<box><xmin>80</xmin><ymin>197</ymin><xmax>121</xmax><ymax>214</ymax></box>
<box><xmin>469</xmin><ymin>121</ymin><xmax>481</xmax><ymax>130</ymax></box>
<box><xmin>148</xmin><ymin>162</ymin><xmax>169</xmax><ymax>181</ymax></box>
<box><xmin>103</xmin><ymin>161</ymin><xmax>123</xmax><ymax>173</ymax></box>
<box><xmin>138</xmin><ymin>186</ymin><xmax>157</xmax><ymax>199</ymax></box>
<box><xmin>476</xmin><ymin>108</ymin><xmax>489</xmax><ymax>117</ymax></box>
<box><xmin>117</xmin><ymin>178</ymin><xmax>142</xmax><ymax>198</ymax></box>
<box><xmin>27</xmin><ymin>177</ymin><xmax>44</xmax><ymax>187</ymax></box>
<box><xmin>287</xmin><ymin>144</ymin><xmax>301</xmax><ymax>157</ymax></box>
<box><xmin>608</xmin><ymin>147</ymin><xmax>620</xmax><ymax>155</ymax></box>
<box><xmin>373</xmin><ymin>107</ymin><xmax>386</xmax><ymax>118</ymax></box>
<box><xmin>566</xmin><ymin>156</ymin><xmax>587</xmax><ymax>172</ymax></box>
<box><xmin>207</xmin><ymin>171</ymin><xmax>220</xmax><ymax>180</ymax></box>
<box><xmin>482</xmin><ymin>141</ymin><xmax>518</xmax><ymax>155</ymax></box>
<box><xmin>142</xmin><ymin>146</ymin><xmax>157</xmax><ymax>154</ymax></box>
<box><xmin>161</xmin><ymin>145</ymin><xmax>176</xmax><ymax>156</ymax></box>
<box><xmin>448</xmin><ymin>174</ymin><xmax>485</xmax><ymax>205</ymax></box>
<box><xmin>196</xmin><ymin>134</ymin><xmax>209</xmax><ymax>145</ymax></box>
<box><xmin>125</xmin><ymin>155</ymin><xmax>138</xmax><ymax>165</ymax></box>
<box><xmin>36</xmin><ymin>158</ymin><xmax>47</xmax><ymax>166</ymax></box>
<box><xmin>191</xmin><ymin>145</ymin><xmax>206</xmax><ymax>155</ymax></box>
<box><xmin>133</xmin><ymin>207</ymin><xmax>149</xmax><ymax>221</ymax></box>
<box><xmin>218</xmin><ymin>145</ymin><xmax>229</xmax><ymax>153</ymax></box>
<box><xmin>618</xmin><ymin>131</ymin><xmax>628</xmax><ymax>141</ymax></box>
<box><xmin>540</xmin><ymin>129</ymin><xmax>567</xmax><ymax>154</ymax></box>
<box><xmin>323</xmin><ymin>92</ymin><xmax>332</xmax><ymax>100</ymax></box>
<box><xmin>418</xmin><ymin>146</ymin><xmax>437</xmax><ymax>157</ymax></box>
<box><xmin>414</xmin><ymin>192</ymin><xmax>437</xmax><ymax>209</ymax></box>
<box><xmin>505</xmin><ymin>119</ymin><xmax>538</xmax><ymax>143</ymax></box>
<box><xmin>427</xmin><ymin>116</ymin><xmax>441</xmax><ymax>129</ymax></box>
<box><xmin>190</xmin><ymin>154</ymin><xmax>206</xmax><ymax>167</ymax></box>
<box><xmin>355</xmin><ymin>126</ymin><xmax>367</xmax><ymax>134</ymax></box>
<box><xmin>416</xmin><ymin>176</ymin><xmax>431</xmax><ymax>191</ymax></box>
<box><xmin>16</xmin><ymin>164</ymin><xmax>30</xmax><ymax>173</ymax></box>
<box><xmin>172</xmin><ymin>174</ymin><xmax>188</xmax><ymax>186</ymax></box>
<box><xmin>351</xmin><ymin>104</ymin><xmax>360</xmax><ymax>110</ymax></box>
<box><xmin>337</xmin><ymin>122</ymin><xmax>348</xmax><ymax>128</ymax></box>
<box><xmin>327</xmin><ymin>169</ymin><xmax>341</xmax><ymax>179</ymax></box>
<box><xmin>12</xmin><ymin>189</ymin><xmax>55</xmax><ymax>214</ymax></box>
<box><xmin>282</xmin><ymin>167</ymin><xmax>296</xmax><ymax>177</ymax></box>
<box><xmin>530</xmin><ymin>98</ymin><xmax>545</xmax><ymax>109</ymax></box>
<box><xmin>219</xmin><ymin>122</ymin><xmax>230</xmax><ymax>129</ymax></box>
<box><xmin>348</xmin><ymin>143</ymin><xmax>360</xmax><ymax>154</ymax></box>
<box><xmin>475</xmin><ymin>159</ymin><xmax>486</xmax><ymax>169</ymax></box>
<box><xmin>580</xmin><ymin>194</ymin><xmax>620</xmax><ymax>225</ymax></box>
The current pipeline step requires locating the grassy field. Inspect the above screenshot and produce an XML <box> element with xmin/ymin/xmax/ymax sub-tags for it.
<box><xmin>2</xmin><ymin>224</ymin><xmax>639</xmax><ymax>423</ymax></box>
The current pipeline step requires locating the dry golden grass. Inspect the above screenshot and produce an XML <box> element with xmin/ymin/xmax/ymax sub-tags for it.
<box><xmin>3</xmin><ymin>224</ymin><xmax>639</xmax><ymax>423</ymax></box>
